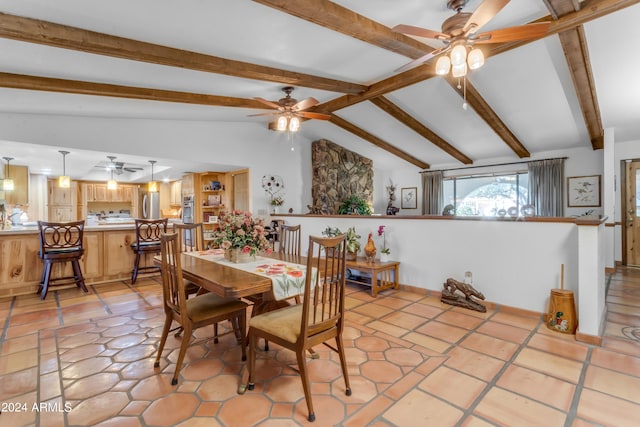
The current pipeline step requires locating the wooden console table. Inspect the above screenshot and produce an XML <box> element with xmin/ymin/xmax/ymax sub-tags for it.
<box><xmin>345</xmin><ymin>257</ymin><xmax>400</xmax><ymax>297</ymax></box>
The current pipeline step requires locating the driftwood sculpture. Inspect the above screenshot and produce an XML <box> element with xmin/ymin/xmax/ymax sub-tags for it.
<box><xmin>441</xmin><ymin>278</ymin><xmax>487</xmax><ymax>312</ymax></box>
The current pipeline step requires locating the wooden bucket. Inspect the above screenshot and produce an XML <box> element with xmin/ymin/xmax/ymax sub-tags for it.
<box><xmin>546</xmin><ymin>289</ymin><xmax>577</xmax><ymax>334</ymax></box>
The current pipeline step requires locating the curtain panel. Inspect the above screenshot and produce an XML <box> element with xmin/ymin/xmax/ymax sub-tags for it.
<box><xmin>421</xmin><ymin>171</ymin><xmax>443</xmax><ymax>215</ymax></box>
<box><xmin>528</xmin><ymin>159</ymin><xmax>565</xmax><ymax>217</ymax></box>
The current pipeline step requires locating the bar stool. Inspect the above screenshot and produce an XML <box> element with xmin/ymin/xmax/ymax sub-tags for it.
<box><xmin>130</xmin><ymin>218</ymin><xmax>168</xmax><ymax>284</ymax></box>
<box><xmin>37</xmin><ymin>220</ymin><xmax>88</xmax><ymax>300</ymax></box>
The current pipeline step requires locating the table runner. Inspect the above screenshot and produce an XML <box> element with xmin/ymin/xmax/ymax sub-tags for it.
<box><xmin>184</xmin><ymin>249</ymin><xmax>316</xmax><ymax>301</ymax></box>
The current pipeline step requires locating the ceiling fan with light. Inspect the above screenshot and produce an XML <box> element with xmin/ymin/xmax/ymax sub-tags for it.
<box><xmin>95</xmin><ymin>158</ymin><xmax>144</xmax><ymax>175</ymax></box>
<box><xmin>250</xmin><ymin>87</ymin><xmax>330</xmax><ymax>131</ymax></box>
<box><xmin>392</xmin><ymin>0</ymin><xmax>550</xmax><ymax>76</ymax></box>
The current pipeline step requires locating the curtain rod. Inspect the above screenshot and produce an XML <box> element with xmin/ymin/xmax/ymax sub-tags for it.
<box><xmin>420</xmin><ymin>156</ymin><xmax>568</xmax><ymax>174</ymax></box>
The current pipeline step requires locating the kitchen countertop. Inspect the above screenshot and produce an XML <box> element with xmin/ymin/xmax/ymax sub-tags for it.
<box><xmin>0</xmin><ymin>220</ymin><xmax>182</xmax><ymax>235</ymax></box>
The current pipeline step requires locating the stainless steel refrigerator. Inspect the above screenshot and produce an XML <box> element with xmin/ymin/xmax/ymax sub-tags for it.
<box><xmin>139</xmin><ymin>191</ymin><xmax>160</xmax><ymax>219</ymax></box>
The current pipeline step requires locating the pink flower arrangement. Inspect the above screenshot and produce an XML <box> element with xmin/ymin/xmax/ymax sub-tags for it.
<box><xmin>213</xmin><ymin>210</ymin><xmax>272</xmax><ymax>256</ymax></box>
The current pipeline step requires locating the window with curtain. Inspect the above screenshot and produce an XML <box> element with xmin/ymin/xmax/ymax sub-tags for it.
<box><xmin>421</xmin><ymin>171</ymin><xmax>443</xmax><ymax>215</ymax></box>
<box><xmin>528</xmin><ymin>158</ymin><xmax>565</xmax><ymax>217</ymax></box>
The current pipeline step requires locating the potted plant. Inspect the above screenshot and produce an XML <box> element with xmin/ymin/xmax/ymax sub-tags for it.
<box><xmin>378</xmin><ymin>225</ymin><xmax>391</xmax><ymax>262</ymax></box>
<box><xmin>323</xmin><ymin>226</ymin><xmax>361</xmax><ymax>260</ymax></box>
<box><xmin>338</xmin><ymin>195</ymin><xmax>372</xmax><ymax>215</ymax></box>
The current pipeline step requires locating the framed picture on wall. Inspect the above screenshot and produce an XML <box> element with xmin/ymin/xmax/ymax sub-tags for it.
<box><xmin>401</xmin><ymin>187</ymin><xmax>417</xmax><ymax>209</ymax></box>
<box><xmin>567</xmin><ymin>175</ymin><xmax>601</xmax><ymax>207</ymax></box>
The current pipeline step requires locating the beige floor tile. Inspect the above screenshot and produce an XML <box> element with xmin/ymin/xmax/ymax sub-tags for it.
<box><xmin>476</xmin><ymin>320</ymin><xmax>531</xmax><ymax>344</ymax></box>
<box><xmin>474</xmin><ymin>387</ymin><xmax>566</xmax><ymax>427</ymax></box>
<box><xmin>514</xmin><ymin>348</ymin><xmax>583</xmax><ymax>383</ymax></box>
<box><xmin>460</xmin><ymin>332</ymin><xmax>519</xmax><ymax>361</ymax></box>
<box><xmin>577</xmin><ymin>388</ymin><xmax>640</xmax><ymax>427</ymax></box>
<box><xmin>584</xmin><ymin>365</ymin><xmax>640</xmax><ymax>404</ymax></box>
<box><xmin>418</xmin><ymin>366</ymin><xmax>487</xmax><ymax>409</ymax></box>
<box><xmin>497</xmin><ymin>364</ymin><xmax>576</xmax><ymax>411</ymax></box>
<box><xmin>416</xmin><ymin>320</ymin><xmax>469</xmax><ymax>343</ymax></box>
<box><xmin>384</xmin><ymin>389</ymin><xmax>463</xmax><ymax>427</ymax></box>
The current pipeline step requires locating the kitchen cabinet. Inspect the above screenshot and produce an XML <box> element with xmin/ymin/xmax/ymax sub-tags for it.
<box><xmin>94</xmin><ymin>184</ymin><xmax>108</xmax><ymax>202</ymax></box>
<box><xmin>123</xmin><ymin>185</ymin><xmax>135</xmax><ymax>203</ymax></box>
<box><xmin>170</xmin><ymin>180</ymin><xmax>182</xmax><ymax>206</ymax></box>
<box><xmin>47</xmin><ymin>180</ymin><xmax>78</xmax><ymax>222</ymax></box>
<box><xmin>3</xmin><ymin>164</ymin><xmax>29</xmax><ymax>205</ymax></box>
<box><xmin>103</xmin><ymin>230</ymin><xmax>136</xmax><ymax>277</ymax></box>
<box><xmin>182</xmin><ymin>174</ymin><xmax>194</xmax><ymax>196</ymax></box>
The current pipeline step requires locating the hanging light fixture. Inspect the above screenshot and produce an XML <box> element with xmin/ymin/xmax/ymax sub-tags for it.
<box><xmin>275</xmin><ymin>114</ymin><xmax>300</xmax><ymax>132</ymax></box>
<box><xmin>58</xmin><ymin>151</ymin><xmax>71</xmax><ymax>188</ymax></box>
<box><xmin>148</xmin><ymin>160</ymin><xmax>158</xmax><ymax>192</ymax></box>
<box><xmin>435</xmin><ymin>43</ymin><xmax>485</xmax><ymax>78</ymax></box>
<box><xmin>106</xmin><ymin>156</ymin><xmax>118</xmax><ymax>190</ymax></box>
<box><xmin>2</xmin><ymin>157</ymin><xmax>14</xmax><ymax>191</ymax></box>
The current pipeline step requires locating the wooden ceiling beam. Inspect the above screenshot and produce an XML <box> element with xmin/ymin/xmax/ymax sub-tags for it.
<box><xmin>328</xmin><ymin>114</ymin><xmax>429</xmax><ymax>169</ymax></box>
<box><xmin>0</xmin><ymin>72</ymin><xmax>268</xmax><ymax>109</ymax></box>
<box><xmin>0</xmin><ymin>12</ymin><xmax>366</xmax><ymax>95</ymax></box>
<box><xmin>545</xmin><ymin>0</ymin><xmax>604</xmax><ymax>150</ymax></box>
<box><xmin>444</xmin><ymin>76</ymin><xmax>531</xmax><ymax>158</ymax></box>
<box><xmin>252</xmin><ymin>0</ymin><xmax>435</xmax><ymax>59</ymax></box>
<box><xmin>369</xmin><ymin>97</ymin><xmax>473</xmax><ymax>164</ymax></box>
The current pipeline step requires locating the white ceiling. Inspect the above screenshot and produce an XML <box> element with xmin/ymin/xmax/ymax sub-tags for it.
<box><xmin>0</xmin><ymin>0</ymin><xmax>638</xmax><ymax>181</ymax></box>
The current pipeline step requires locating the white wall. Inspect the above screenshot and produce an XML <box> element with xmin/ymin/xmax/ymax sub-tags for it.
<box><xmin>285</xmin><ymin>215</ymin><xmax>579</xmax><ymax>314</ymax></box>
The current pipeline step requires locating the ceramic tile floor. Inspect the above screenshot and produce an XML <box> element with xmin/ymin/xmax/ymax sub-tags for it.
<box><xmin>0</xmin><ymin>268</ymin><xmax>639</xmax><ymax>426</ymax></box>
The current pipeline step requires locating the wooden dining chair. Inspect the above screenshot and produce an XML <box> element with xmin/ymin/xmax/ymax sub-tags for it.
<box><xmin>174</xmin><ymin>222</ymin><xmax>206</xmax><ymax>298</ymax></box>
<box><xmin>154</xmin><ymin>233</ymin><xmax>248</xmax><ymax>385</ymax></box>
<box><xmin>37</xmin><ymin>220</ymin><xmax>88</xmax><ymax>300</ymax></box>
<box><xmin>241</xmin><ymin>234</ymin><xmax>351</xmax><ymax>422</ymax></box>
<box><xmin>130</xmin><ymin>218</ymin><xmax>168</xmax><ymax>284</ymax></box>
<box><xmin>279</xmin><ymin>224</ymin><xmax>301</xmax><ymax>256</ymax></box>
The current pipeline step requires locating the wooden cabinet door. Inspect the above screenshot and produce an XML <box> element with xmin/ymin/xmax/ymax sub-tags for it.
<box><xmin>170</xmin><ymin>181</ymin><xmax>182</xmax><ymax>205</ymax></box>
<box><xmin>94</xmin><ymin>184</ymin><xmax>108</xmax><ymax>202</ymax></box>
<box><xmin>182</xmin><ymin>174</ymin><xmax>194</xmax><ymax>196</ymax></box>
<box><xmin>4</xmin><ymin>165</ymin><xmax>29</xmax><ymax>205</ymax></box>
<box><xmin>123</xmin><ymin>185</ymin><xmax>135</xmax><ymax>203</ymax></box>
<box><xmin>109</xmin><ymin>186</ymin><xmax>124</xmax><ymax>202</ymax></box>
<box><xmin>81</xmin><ymin>232</ymin><xmax>103</xmax><ymax>279</ymax></box>
<box><xmin>103</xmin><ymin>230</ymin><xmax>136</xmax><ymax>276</ymax></box>
<box><xmin>83</xmin><ymin>183</ymin><xmax>95</xmax><ymax>202</ymax></box>
<box><xmin>49</xmin><ymin>207</ymin><xmax>73</xmax><ymax>222</ymax></box>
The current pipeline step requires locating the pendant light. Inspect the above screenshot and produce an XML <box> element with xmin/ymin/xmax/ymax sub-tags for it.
<box><xmin>148</xmin><ymin>160</ymin><xmax>158</xmax><ymax>192</ymax></box>
<box><xmin>58</xmin><ymin>151</ymin><xmax>71</xmax><ymax>188</ymax></box>
<box><xmin>2</xmin><ymin>157</ymin><xmax>14</xmax><ymax>191</ymax></box>
<box><xmin>107</xmin><ymin>156</ymin><xmax>118</xmax><ymax>190</ymax></box>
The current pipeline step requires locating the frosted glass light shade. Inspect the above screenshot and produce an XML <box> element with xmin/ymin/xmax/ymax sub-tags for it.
<box><xmin>467</xmin><ymin>48</ymin><xmax>484</xmax><ymax>70</ymax></box>
<box><xmin>148</xmin><ymin>181</ymin><xmax>158</xmax><ymax>192</ymax></box>
<box><xmin>451</xmin><ymin>62</ymin><xmax>467</xmax><ymax>78</ymax></box>
<box><xmin>450</xmin><ymin>44</ymin><xmax>467</xmax><ymax>67</ymax></box>
<box><xmin>288</xmin><ymin>116</ymin><xmax>300</xmax><ymax>132</ymax></box>
<box><xmin>2</xmin><ymin>178</ymin><xmax>14</xmax><ymax>191</ymax></box>
<box><xmin>58</xmin><ymin>175</ymin><xmax>71</xmax><ymax>188</ymax></box>
<box><xmin>435</xmin><ymin>55</ymin><xmax>451</xmax><ymax>75</ymax></box>
<box><xmin>276</xmin><ymin>116</ymin><xmax>288</xmax><ymax>131</ymax></box>
<box><xmin>107</xmin><ymin>179</ymin><xmax>117</xmax><ymax>190</ymax></box>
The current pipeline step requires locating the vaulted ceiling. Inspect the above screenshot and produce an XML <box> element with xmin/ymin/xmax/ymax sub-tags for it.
<box><xmin>0</xmin><ymin>0</ymin><xmax>639</xmax><ymax>178</ymax></box>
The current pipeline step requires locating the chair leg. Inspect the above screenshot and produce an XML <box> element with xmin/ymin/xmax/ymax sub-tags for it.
<box><xmin>238</xmin><ymin>312</ymin><xmax>247</xmax><ymax>362</ymax></box>
<box><xmin>40</xmin><ymin>261</ymin><xmax>53</xmax><ymax>300</ymax></box>
<box><xmin>154</xmin><ymin>314</ymin><xmax>173</xmax><ymax>369</ymax></box>
<box><xmin>172</xmin><ymin>323</ymin><xmax>193</xmax><ymax>386</ymax></box>
<box><xmin>296</xmin><ymin>349</ymin><xmax>315</xmax><ymax>422</ymax></box>
<box><xmin>71</xmin><ymin>259</ymin><xmax>88</xmax><ymax>293</ymax></box>
<box><xmin>335</xmin><ymin>336</ymin><xmax>352</xmax><ymax>396</ymax></box>
<box><xmin>213</xmin><ymin>323</ymin><xmax>219</xmax><ymax>344</ymax></box>
<box><xmin>131</xmin><ymin>252</ymin><xmax>141</xmax><ymax>284</ymax></box>
<box><xmin>246</xmin><ymin>330</ymin><xmax>257</xmax><ymax>390</ymax></box>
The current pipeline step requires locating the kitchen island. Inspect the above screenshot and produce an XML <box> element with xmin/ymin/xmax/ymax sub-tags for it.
<box><xmin>0</xmin><ymin>222</ymin><xmax>175</xmax><ymax>298</ymax></box>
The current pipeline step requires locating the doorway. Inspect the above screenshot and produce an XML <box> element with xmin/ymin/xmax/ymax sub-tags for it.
<box><xmin>622</xmin><ymin>159</ymin><xmax>640</xmax><ymax>266</ymax></box>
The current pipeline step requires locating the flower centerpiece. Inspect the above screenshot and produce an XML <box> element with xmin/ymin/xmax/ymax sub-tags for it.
<box><xmin>213</xmin><ymin>210</ymin><xmax>272</xmax><ymax>263</ymax></box>
<box><xmin>378</xmin><ymin>225</ymin><xmax>390</xmax><ymax>261</ymax></box>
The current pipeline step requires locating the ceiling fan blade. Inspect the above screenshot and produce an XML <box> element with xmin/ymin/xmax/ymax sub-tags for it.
<box><xmin>254</xmin><ymin>97</ymin><xmax>282</xmax><ymax>110</ymax></box>
<box><xmin>392</xmin><ymin>24</ymin><xmax>450</xmax><ymax>41</ymax></box>
<box><xmin>395</xmin><ymin>46</ymin><xmax>448</xmax><ymax>73</ymax></box>
<box><xmin>297</xmin><ymin>111</ymin><xmax>331</xmax><ymax>120</ymax></box>
<box><xmin>248</xmin><ymin>112</ymin><xmax>279</xmax><ymax>117</ymax></box>
<box><xmin>463</xmin><ymin>0</ymin><xmax>510</xmax><ymax>34</ymax></box>
<box><xmin>474</xmin><ymin>22</ymin><xmax>550</xmax><ymax>44</ymax></box>
<box><xmin>292</xmin><ymin>97</ymin><xmax>319</xmax><ymax>111</ymax></box>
